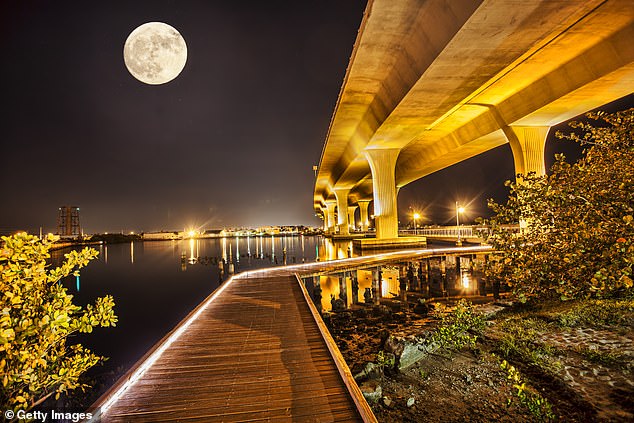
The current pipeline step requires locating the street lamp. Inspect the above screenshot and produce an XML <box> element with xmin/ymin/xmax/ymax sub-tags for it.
<box><xmin>413</xmin><ymin>213</ymin><xmax>420</xmax><ymax>235</ymax></box>
<box><xmin>456</xmin><ymin>202</ymin><xmax>465</xmax><ymax>246</ymax></box>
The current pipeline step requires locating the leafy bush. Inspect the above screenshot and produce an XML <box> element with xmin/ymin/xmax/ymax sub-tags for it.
<box><xmin>428</xmin><ymin>299</ymin><xmax>485</xmax><ymax>351</ymax></box>
<box><xmin>0</xmin><ymin>233</ymin><xmax>117</xmax><ymax>411</ymax></box>
<box><xmin>484</xmin><ymin>109</ymin><xmax>634</xmax><ymax>302</ymax></box>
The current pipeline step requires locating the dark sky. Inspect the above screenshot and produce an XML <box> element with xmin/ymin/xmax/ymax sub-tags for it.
<box><xmin>1</xmin><ymin>0</ymin><xmax>366</xmax><ymax>234</ymax></box>
<box><xmin>1</xmin><ymin>1</ymin><xmax>631</xmax><ymax>234</ymax></box>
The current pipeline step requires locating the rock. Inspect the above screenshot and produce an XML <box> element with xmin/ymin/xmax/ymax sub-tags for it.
<box><xmin>384</xmin><ymin>333</ymin><xmax>439</xmax><ymax>370</ymax></box>
<box><xmin>382</xmin><ymin>396</ymin><xmax>392</xmax><ymax>407</ymax></box>
<box><xmin>407</xmin><ymin>397</ymin><xmax>415</xmax><ymax>407</ymax></box>
<box><xmin>359</xmin><ymin>381</ymin><xmax>382</xmax><ymax>403</ymax></box>
<box><xmin>465</xmin><ymin>374</ymin><xmax>473</xmax><ymax>384</ymax></box>
<box><xmin>354</xmin><ymin>362</ymin><xmax>380</xmax><ymax>381</ymax></box>
<box><xmin>413</xmin><ymin>299</ymin><xmax>432</xmax><ymax>315</ymax></box>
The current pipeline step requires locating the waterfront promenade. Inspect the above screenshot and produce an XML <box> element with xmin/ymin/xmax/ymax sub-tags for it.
<box><xmin>89</xmin><ymin>246</ymin><xmax>490</xmax><ymax>422</ymax></box>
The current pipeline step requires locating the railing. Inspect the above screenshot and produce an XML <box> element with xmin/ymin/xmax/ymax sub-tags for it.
<box><xmin>401</xmin><ymin>224</ymin><xmax>520</xmax><ymax>238</ymax></box>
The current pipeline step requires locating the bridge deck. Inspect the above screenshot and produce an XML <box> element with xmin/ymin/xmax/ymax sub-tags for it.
<box><xmin>95</xmin><ymin>274</ymin><xmax>364</xmax><ymax>422</ymax></box>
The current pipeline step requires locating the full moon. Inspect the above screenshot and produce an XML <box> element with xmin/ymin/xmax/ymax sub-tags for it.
<box><xmin>123</xmin><ymin>22</ymin><xmax>187</xmax><ymax>85</ymax></box>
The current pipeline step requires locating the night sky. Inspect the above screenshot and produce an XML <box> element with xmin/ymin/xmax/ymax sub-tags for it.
<box><xmin>1</xmin><ymin>1</ymin><xmax>631</xmax><ymax>234</ymax></box>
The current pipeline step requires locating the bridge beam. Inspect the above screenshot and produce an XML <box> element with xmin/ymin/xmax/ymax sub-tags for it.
<box><xmin>334</xmin><ymin>188</ymin><xmax>351</xmax><ymax>236</ymax></box>
<box><xmin>365</xmin><ymin>148</ymin><xmax>400</xmax><ymax>239</ymax></box>
<box><xmin>358</xmin><ymin>200</ymin><xmax>371</xmax><ymax>232</ymax></box>
<box><xmin>325</xmin><ymin>201</ymin><xmax>337</xmax><ymax>234</ymax></box>
<box><xmin>506</xmin><ymin>125</ymin><xmax>550</xmax><ymax>178</ymax></box>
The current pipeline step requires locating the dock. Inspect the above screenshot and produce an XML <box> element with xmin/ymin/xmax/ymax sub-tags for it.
<box><xmin>90</xmin><ymin>246</ymin><xmax>491</xmax><ymax>422</ymax></box>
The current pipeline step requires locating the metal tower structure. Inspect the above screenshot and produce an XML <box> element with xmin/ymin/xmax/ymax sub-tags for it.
<box><xmin>57</xmin><ymin>206</ymin><xmax>81</xmax><ymax>238</ymax></box>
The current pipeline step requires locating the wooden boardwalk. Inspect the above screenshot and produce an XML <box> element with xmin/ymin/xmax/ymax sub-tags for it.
<box><xmin>91</xmin><ymin>273</ymin><xmax>372</xmax><ymax>422</ymax></box>
<box><xmin>90</xmin><ymin>245</ymin><xmax>491</xmax><ymax>422</ymax></box>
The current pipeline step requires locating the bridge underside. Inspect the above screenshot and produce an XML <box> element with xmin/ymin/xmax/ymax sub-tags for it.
<box><xmin>314</xmin><ymin>0</ymin><xmax>634</xmax><ymax>238</ymax></box>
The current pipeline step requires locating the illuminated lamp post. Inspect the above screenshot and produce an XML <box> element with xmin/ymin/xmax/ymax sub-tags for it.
<box><xmin>413</xmin><ymin>213</ymin><xmax>420</xmax><ymax>235</ymax></box>
<box><xmin>456</xmin><ymin>202</ymin><xmax>465</xmax><ymax>246</ymax></box>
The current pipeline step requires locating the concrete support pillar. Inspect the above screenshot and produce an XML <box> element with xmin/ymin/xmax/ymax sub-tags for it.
<box><xmin>506</xmin><ymin>126</ymin><xmax>550</xmax><ymax>233</ymax></box>
<box><xmin>320</xmin><ymin>207</ymin><xmax>328</xmax><ymax>232</ymax></box>
<box><xmin>334</xmin><ymin>188</ymin><xmax>350</xmax><ymax>236</ymax></box>
<box><xmin>507</xmin><ymin>126</ymin><xmax>550</xmax><ymax>178</ymax></box>
<box><xmin>347</xmin><ymin>205</ymin><xmax>358</xmax><ymax>232</ymax></box>
<box><xmin>325</xmin><ymin>201</ymin><xmax>337</xmax><ymax>234</ymax></box>
<box><xmin>358</xmin><ymin>200</ymin><xmax>371</xmax><ymax>232</ymax></box>
<box><xmin>364</xmin><ymin>148</ymin><xmax>400</xmax><ymax>239</ymax></box>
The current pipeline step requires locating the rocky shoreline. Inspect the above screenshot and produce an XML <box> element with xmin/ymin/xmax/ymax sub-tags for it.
<box><xmin>324</xmin><ymin>295</ymin><xmax>634</xmax><ymax>422</ymax></box>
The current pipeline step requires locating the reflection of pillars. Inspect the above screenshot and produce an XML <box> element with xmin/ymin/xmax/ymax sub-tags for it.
<box><xmin>398</xmin><ymin>265</ymin><xmax>408</xmax><ymax>303</ymax></box>
<box><xmin>247</xmin><ymin>236</ymin><xmax>251</xmax><ymax>257</ymax></box>
<box><xmin>325</xmin><ymin>201</ymin><xmax>337</xmax><ymax>234</ymax></box>
<box><xmin>351</xmin><ymin>272</ymin><xmax>359</xmax><ymax>305</ymax></box>
<box><xmin>372</xmin><ymin>268</ymin><xmax>382</xmax><ymax>305</ymax></box>
<box><xmin>441</xmin><ymin>257</ymin><xmax>447</xmax><ymax>296</ymax></box>
<box><xmin>407</xmin><ymin>263</ymin><xmax>416</xmax><ymax>291</ymax></box>
<box><xmin>338</xmin><ymin>274</ymin><xmax>347</xmax><ymax>308</ymax></box>
<box><xmin>358</xmin><ymin>200</ymin><xmax>371</xmax><ymax>232</ymax></box>
<box><xmin>334</xmin><ymin>188</ymin><xmax>350</xmax><ymax>236</ymax></box>
<box><xmin>425</xmin><ymin>260</ymin><xmax>431</xmax><ymax>297</ymax></box>
<box><xmin>130</xmin><ymin>242</ymin><xmax>134</xmax><ymax>264</ymax></box>
<box><xmin>347</xmin><ymin>205</ymin><xmax>358</xmax><ymax>232</ymax></box>
<box><xmin>507</xmin><ymin>126</ymin><xmax>549</xmax><ymax>178</ymax></box>
<box><xmin>313</xmin><ymin>276</ymin><xmax>322</xmax><ymax>314</ymax></box>
<box><xmin>365</xmin><ymin>148</ymin><xmax>400</xmax><ymax>239</ymax></box>
<box><xmin>222</xmin><ymin>238</ymin><xmax>227</xmax><ymax>263</ymax></box>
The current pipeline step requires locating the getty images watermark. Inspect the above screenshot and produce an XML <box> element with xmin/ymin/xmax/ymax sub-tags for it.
<box><xmin>4</xmin><ymin>409</ymin><xmax>92</xmax><ymax>422</ymax></box>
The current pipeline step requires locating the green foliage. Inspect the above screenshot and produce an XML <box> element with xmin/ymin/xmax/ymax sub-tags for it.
<box><xmin>497</xmin><ymin>318</ymin><xmax>561</xmax><ymax>372</ymax></box>
<box><xmin>553</xmin><ymin>299</ymin><xmax>634</xmax><ymax>328</ymax></box>
<box><xmin>375</xmin><ymin>350</ymin><xmax>395</xmax><ymax>373</ymax></box>
<box><xmin>501</xmin><ymin>360</ymin><xmax>555</xmax><ymax>421</ymax></box>
<box><xmin>575</xmin><ymin>345</ymin><xmax>629</xmax><ymax>368</ymax></box>
<box><xmin>0</xmin><ymin>233</ymin><xmax>117</xmax><ymax>411</ymax></box>
<box><xmin>428</xmin><ymin>299</ymin><xmax>485</xmax><ymax>351</ymax></box>
<box><xmin>484</xmin><ymin>109</ymin><xmax>634</xmax><ymax>302</ymax></box>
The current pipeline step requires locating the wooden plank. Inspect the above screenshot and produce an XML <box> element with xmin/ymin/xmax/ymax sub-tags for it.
<box><xmin>90</xmin><ymin>272</ymin><xmax>369</xmax><ymax>422</ymax></box>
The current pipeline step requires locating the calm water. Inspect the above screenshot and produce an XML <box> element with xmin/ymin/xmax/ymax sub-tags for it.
<box><xmin>51</xmin><ymin>234</ymin><xmax>352</xmax><ymax>402</ymax></box>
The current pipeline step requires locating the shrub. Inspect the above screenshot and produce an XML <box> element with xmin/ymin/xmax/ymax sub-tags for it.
<box><xmin>0</xmin><ymin>233</ymin><xmax>117</xmax><ymax>411</ymax></box>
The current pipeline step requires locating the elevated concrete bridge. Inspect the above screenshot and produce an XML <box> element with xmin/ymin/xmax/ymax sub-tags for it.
<box><xmin>314</xmin><ymin>0</ymin><xmax>634</xmax><ymax>242</ymax></box>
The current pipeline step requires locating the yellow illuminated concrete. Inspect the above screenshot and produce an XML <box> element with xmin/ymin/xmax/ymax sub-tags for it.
<box><xmin>358</xmin><ymin>200</ymin><xmax>371</xmax><ymax>232</ymax></box>
<box><xmin>315</xmin><ymin>0</ymin><xmax>634</xmax><ymax>235</ymax></box>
